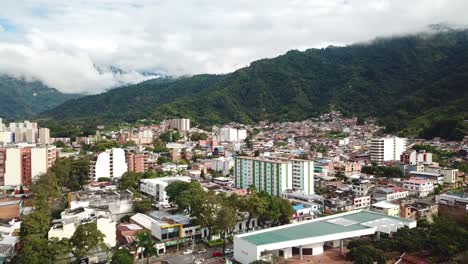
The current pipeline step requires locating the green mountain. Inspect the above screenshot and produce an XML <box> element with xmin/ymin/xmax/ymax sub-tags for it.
<box><xmin>43</xmin><ymin>30</ymin><xmax>468</xmax><ymax>140</ymax></box>
<box><xmin>0</xmin><ymin>76</ymin><xmax>82</xmax><ymax>119</ymax></box>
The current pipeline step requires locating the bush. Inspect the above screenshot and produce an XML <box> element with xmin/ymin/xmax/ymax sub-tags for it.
<box><xmin>207</xmin><ymin>239</ymin><xmax>224</xmax><ymax>247</ymax></box>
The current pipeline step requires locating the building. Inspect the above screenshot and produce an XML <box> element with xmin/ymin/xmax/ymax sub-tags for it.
<box><xmin>235</xmin><ymin>157</ymin><xmax>314</xmax><ymax>196</ymax></box>
<box><xmin>0</xmin><ymin>199</ymin><xmax>23</xmax><ymax>220</ymax></box>
<box><xmin>401</xmin><ymin>202</ymin><xmax>438</xmax><ymax>221</ymax></box>
<box><xmin>0</xmin><ymin>146</ymin><xmax>57</xmax><ymax>187</ymax></box>
<box><xmin>212</xmin><ymin>157</ymin><xmax>234</xmax><ymax>175</ymax></box>
<box><xmin>140</xmin><ymin>177</ymin><xmax>191</xmax><ymax>206</ymax></box>
<box><xmin>218</xmin><ymin>127</ymin><xmax>247</xmax><ymax>142</ymax></box>
<box><xmin>351</xmin><ymin>180</ymin><xmax>374</xmax><ymax>196</ymax></box>
<box><xmin>353</xmin><ymin>196</ymin><xmax>371</xmax><ymax>209</ymax></box>
<box><xmin>38</xmin><ymin>128</ymin><xmax>51</xmax><ymax>145</ymax></box>
<box><xmin>402</xmin><ymin>178</ymin><xmax>434</xmax><ymax>197</ymax></box>
<box><xmin>424</xmin><ymin>167</ymin><xmax>459</xmax><ymax>184</ymax></box>
<box><xmin>48</xmin><ymin>207</ymin><xmax>117</xmax><ymax>247</ymax></box>
<box><xmin>89</xmin><ymin>148</ymin><xmax>128</xmax><ymax>181</ymax></box>
<box><xmin>167</xmin><ymin>118</ymin><xmax>190</xmax><ymax>132</ymax></box>
<box><xmin>436</xmin><ymin>192</ymin><xmax>468</xmax><ymax>223</ymax></box>
<box><xmin>373</xmin><ymin>187</ymin><xmax>409</xmax><ymax>202</ymax></box>
<box><xmin>370</xmin><ymin>136</ymin><xmax>407</xmax><ymax>163</ymax></box>
<box><xmin>126</xmin><ymin>150</ymin><xmax>149</xmax><ymax>173</ymax></box>
<box><xmin>400</xmin><ymin>150</ymin><xmax>432</xmax><ymax>165</ymax></box>
<box><xmin>0</xmin><ymin>120</ymin><xmax>51</xmax><ymax>144</ymax></box>
<box><xmin>68</xmin><ymin>190</ymin><xmax>133</xmax><ymax>219</ymax></box>
<box><xmin>408</xmin><ymin>171</ymin><xmax>444</xmax><ymax>185</ymax></box>
<box><xmin>370</xmin><ymin>201</ymin><xmax>401</xmax><ymax>216</ymax></box>
<box><xmin>234</xmin><ymin>210</ymin><xmax>416</xmax><ymax>264</ymax></box>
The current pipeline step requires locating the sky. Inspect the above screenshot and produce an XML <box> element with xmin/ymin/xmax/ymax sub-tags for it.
<box><xmin>0</xmin><ymin>0</ymin><xmax>468</xmax><ymax>94</ymax></box>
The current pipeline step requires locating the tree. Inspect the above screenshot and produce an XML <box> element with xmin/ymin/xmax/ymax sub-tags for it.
<box><xmin>54</xmin><ymin>140</ymin><xmax>66</xmax><ymax>148</ymax></box>
<box><xmin>347</xmin><ymin>243</ymin><xmax>386</xmax><ymax>264</ymax></box>
<box><xmin>215</xmin><ymin>202</ymin><xmax>239</xmax><ymax>254</ymax></box>
<box><xmin>190</xmin><ymin>132</ymin><xmax>208</xmax><ymax>141</ymax></box>
<box><xmin>135</xmin><ymin>232</ymin><xmax>157</xmax><ymax>264</ymax></box>
<box><xmin>133</xmin><ymin>199</ymin><xmax>153</xmax><ymax>214</ymax></box>
<box><xmin>119</xmin><ymin>172</ymin><xmax>142</xmax><ymax>191</ymax></box>
<box><xmin>200</xmin><ymin>169</ymin><xmax>205</xmax><ymax>179</ymax></box>
<box><xmin>111</xmin><ymin>249</ymin><xmax>134</xmax><ymax>264</ymax></box>
<box><xmin>71</xmin><ymin>223</ymin><xmax>106</xmax><ymax>258</ymax></box>
<box><xmin>20</xmin><ymin>210</ymin><xmax>50</xmax><ymax>238</ymax></box>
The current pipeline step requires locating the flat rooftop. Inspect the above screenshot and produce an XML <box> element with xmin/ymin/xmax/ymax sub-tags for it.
<box><xmin>240</xmin><ymin>210</ymin><xmax>414</xmax><ymax>246</ymax></box>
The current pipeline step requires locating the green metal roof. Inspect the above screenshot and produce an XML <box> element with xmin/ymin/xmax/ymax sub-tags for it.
<box><xmin>241</xmin><ymin>211</ymin><xmax>413</xmax><ymax>246</ymax></box>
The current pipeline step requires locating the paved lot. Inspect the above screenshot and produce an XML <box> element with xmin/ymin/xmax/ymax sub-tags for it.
<box><xmin>152</xmin><ymin>243</ymin><xmax>233</xmax><ymax>264</ymax></box>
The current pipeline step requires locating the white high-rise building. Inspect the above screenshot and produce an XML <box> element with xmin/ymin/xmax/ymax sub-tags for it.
<box><xmin>218</xmin><ymin>127</ymin><xmax>248</xmax><ymax>142</ymax></box>
<box><xmin>39</xmin><ymin>128</ymin><xmax>51</xmax><ymax>145</ymax></box>
<box><xmin>90</xmin><ymin>148</ymin><xmax>128</xmax><ymax>181</ymax></box>
<box><xmin>370</xmin><ymin>136</ymin><xmax>407</xmax><ymax>163</ymax></box>
<box><xmin>167</xmin><ymin>118</ymin><xmax>191</xmax><ymax>132</ymax></box>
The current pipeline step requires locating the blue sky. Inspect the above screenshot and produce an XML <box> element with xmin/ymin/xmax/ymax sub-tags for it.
<box><xmin>0</xmin><ymin>0</ymin><xmax>468</xmax><ymax>94</ymax></box>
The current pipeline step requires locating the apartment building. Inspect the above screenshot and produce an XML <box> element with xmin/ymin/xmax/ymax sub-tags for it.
<box><xmin>89</xmin><ymin>148</ymin><xmax>127</xmax><ymax>181</ymax></box>
<box><xmin>353</xmin><ymin>196</ymin><xmax>371</xmax><ymax>209</ymax></box>
<box><xmin>400</xmin><ymin>150</ymin><xmax>432</xmax><ymax>165</ymax></box>
<box><xmin>235</xmin><ymin>156</ymin><xmax>314</xmax><ymax>196</ymax></box>
<box><xmin>126</xmin><ymin>150</ymin><xmax>149</xmax><ymax>173</ymax></box>
<box><xmin>0</xmin><ymin>120</ymin><xmax>51</xmax><ymax>144</ymax></box>
<box><xmin>218</xmin><ymin>127</ymin><xmax>247</xmax><ymax>142</ymax></box>
<box><xmin>0</xmin><ymin>146</ymin><xmax>57</xmax><ymax>187</ymax></box>
<box><xmin>373</xmin><ymin>187</ymin><xmax>409</xmax><ymax>201</ymax></box>
<box><xmin>424</xmin><ymin>167</ymin><xmax>459</xmax><ymax>184</ymax></box>
<box><xmin>370</xmin><ymin>136</ymin><xmax>407</xmax><ymax>163</ymax></box>
<box><xmin>402</xmin><ymin>178</ymin><xmax>434</xmax><ymax>197</ymax></box>
<box><xmin>167</xmin><ymin>118</ymin><xmax>191</xmax><ymax>132</ymax></box>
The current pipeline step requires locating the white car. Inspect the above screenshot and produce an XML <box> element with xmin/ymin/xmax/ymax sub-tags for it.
<box><xmin>224</xmin><ymin>249</ymin><xmax>234</xmax><ymax>254</ymax></box>
<box><xmin>183</xmin><ymin>249</ymin><xmax>193</xmax><ymax>255</ymax></box>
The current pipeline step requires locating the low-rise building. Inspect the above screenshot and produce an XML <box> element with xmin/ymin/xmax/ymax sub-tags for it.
<box><xmin>373</xmin><ymin>187</ymin><xmax>409</xmax><ymax>202</ymax></box>
<box><xmin>140</xmin><ymin>177</ymin><xmax>191</xmax><ymax>206</ymax></box>
<box><xmin>48</xmin><ymin>208</ymin><xmax>116</xmax><ymax>247</ymax></box>
<box><xmin>402</xmin><ymin>178</ymin><xmax>434</xmax><ymax>197</ymax></box>
<box><xmin>353</xmin><ymin>196</ymin><xmax>371</xmax><ymax>209</ymax></box>
<box><xmin>370</xmin><ymin>201</ymin><xmax>401</xmax><ymax>217</ymax></box>
<box><xmin>436</xmin><ymin>192</ymin><xmax>468</xmax><ymax>223</ymax></box>
<box><xmin>68</xmin><ymin>190</ymin><xmax>133</xmax><ymax>219</ymax></box>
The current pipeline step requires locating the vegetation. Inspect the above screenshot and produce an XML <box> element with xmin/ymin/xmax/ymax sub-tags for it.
<box><xmin>347</xmin><ymin>240</ymin><xmax>386</xmax><ymax>264</ymax></box>
<box><xmin>43</xmin><ymin>30</ymin><xmax>468</xmax><ymax>140</ymax></box>
<box><xmin>17</xmin><ymin>157</ymin><xmax>104</xmax><ymax>263</ymax></box>
<box><xmin>135</xmin><ymin>232</ymin><xmax>158</xmax><ymax>263</ymax></box>
<box><xmin>369</xmin><ymin>217</ymin><xmax>468</xmax><ymax>262</ymax></box>
<box><xmin>0</xmin><ymin>75</ymin><xmax>82</xmax><ymax>119</ymax></box>
<box><xmin>165</xmin><ymin>181</ymin><xmax>294</xmax><ymax>242</ymax></box>
<box><xmin>111</xmin><ymin>249</ymin><xmax>134</xmax><ymax>264</ymax></box>
<box><xmin>361</xmin><ymin>164</ymin><xmax>403</xmax><ymax>178</ymax></box>
<box><xmin>133</xmin><ymin>199</ymin><xmax>153</xmax><ymax>214</ymax></box>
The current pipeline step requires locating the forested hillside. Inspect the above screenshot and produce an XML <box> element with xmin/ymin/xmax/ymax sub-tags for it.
<box><xmin>43</xmin><ymin>30</ymin><xmax>468</xmax><ymax>140</ymax></box>
<box><xmin>0</xmin><ymin>76</ymin><xmax>82</xmax><ymax>119</ymax></box>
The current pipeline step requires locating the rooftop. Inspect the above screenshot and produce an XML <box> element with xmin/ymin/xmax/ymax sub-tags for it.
<box><xmin>239</xmin><ymin>210</ymin><xmax>414</xmax><ymax>246</ymax></box>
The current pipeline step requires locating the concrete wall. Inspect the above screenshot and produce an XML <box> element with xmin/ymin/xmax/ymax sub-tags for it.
<box><xmin>5</xmin><ymin>149</ymin><xmax>21</xmax><ymax>186</ymax></box>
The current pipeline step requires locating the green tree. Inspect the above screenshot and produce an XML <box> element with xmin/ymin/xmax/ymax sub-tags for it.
<box><xmin>135</xmin><ymin>232</ymin><xmax>157</xmax><ymax>264</ymax></box>
<box><xmin>190</xmin><ymin>132</ymin><xmax>208</xmax><ymax>141</ymax></box>
<box><xmin>215</xmin><ymin>202</ymin><xmax>239</xmax><ymax>254</ymax></box>
<box><xmin>71</xmin><ymin>223</ymin><xmax>106</xmax><ymax>258</ymax></box>
<box><xmin>133</xmin><ymin>199</ymin><xmax>153</xmax><ymax>214</ymax></box>
<box><xmin>111</xmin><ymin>249</ymin><xmax>134</xmax><ymax>264</ymax></box>
<box><xmin>20</xmin><ymin>210</ymin><xmax>50</xmax><ymax>237</ymax></box>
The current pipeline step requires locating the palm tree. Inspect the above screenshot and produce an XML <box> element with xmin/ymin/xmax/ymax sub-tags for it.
<box><xmin>135</xmin><ymin>232</ymin><xmax>157</xmax><ymax>264</ymax></box>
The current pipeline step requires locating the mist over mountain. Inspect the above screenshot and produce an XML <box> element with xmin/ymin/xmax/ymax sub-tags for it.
<box><xmin>0</xmin><ymin>75</ymin><xmax>83</xmax><ymax>119</ymax></box>
<box><xmin>42</xmin><ymin>29</ymin><xmax>468</xmax><ymax>140</ymax></box>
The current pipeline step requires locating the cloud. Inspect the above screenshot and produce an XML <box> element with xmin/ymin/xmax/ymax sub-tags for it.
<box><xmin>0</xmin><ymin>0</ymin><xmax>468</xmax><ymax>94</ymax></box>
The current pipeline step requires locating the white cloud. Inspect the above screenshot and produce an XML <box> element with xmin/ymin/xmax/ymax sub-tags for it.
<box><xmin>0</xmin><ymin>0</ymin><xmax>467</xmax><ymax>94</ymax></box>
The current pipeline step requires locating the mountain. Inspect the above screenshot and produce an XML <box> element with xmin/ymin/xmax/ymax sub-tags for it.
<box><xmin>0</xmin><ymin>76</ymin><xmax>82</xmax><ymax>119</ymax></box>
<box><xmin>43</xmin><ymin>30</ymin><xmax>468</xmax><ymax>140</ymax></box>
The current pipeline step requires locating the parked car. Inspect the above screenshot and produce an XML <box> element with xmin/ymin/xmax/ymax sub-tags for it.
<box><xmin>224</xmin><ymin>248</ymin><xmax>234</xmax><ymax>255</ymax></box>
<box><xmin>212</xmin><ymin>251</ymin><xmax>223</xmax><ymax>257</ymax></box>
<box><xmin>183</xmin><ymin>249</ymin><xmax>193</xmax><ymax>255</ymax></box>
